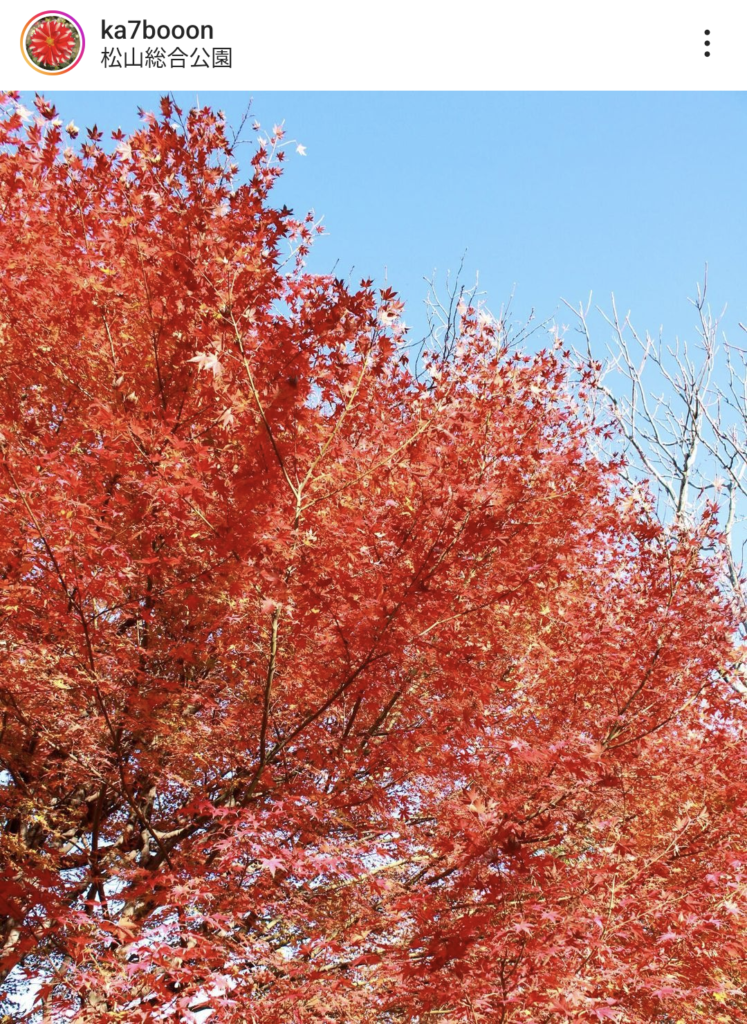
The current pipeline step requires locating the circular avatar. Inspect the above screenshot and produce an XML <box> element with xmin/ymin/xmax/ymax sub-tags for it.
<box><xmin>21</xmin><ymin>12</ymin><xmax>85</xmax><ymax>74</ymax></box>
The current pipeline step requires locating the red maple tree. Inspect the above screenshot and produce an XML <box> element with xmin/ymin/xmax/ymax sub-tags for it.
<box><xmin>1</xmin><ymin>94</ymin><xmax>746</xmax><ymax>1023</ymax></box>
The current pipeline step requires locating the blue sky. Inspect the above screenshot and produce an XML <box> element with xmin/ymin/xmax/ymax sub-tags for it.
<box><xmin>32</xmin><ymin>91</ymin><xmax>747</xmax><ymax>348</ymax></box>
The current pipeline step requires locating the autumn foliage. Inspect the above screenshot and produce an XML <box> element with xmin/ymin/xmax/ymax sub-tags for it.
<box><xmin>0</xmin><ymin>94</ymin><xmax>746</xmax><ymax>1023</ymax></box>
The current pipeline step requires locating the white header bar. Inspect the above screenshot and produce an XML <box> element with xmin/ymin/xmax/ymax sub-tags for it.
<box><xmin>3</xmin><ymin>1</ymin><xmax>746</xmax><ymax>90</ymax></box>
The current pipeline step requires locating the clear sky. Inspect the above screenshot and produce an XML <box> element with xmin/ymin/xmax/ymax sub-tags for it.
<box><xmin>30</xmin><ymin>90</ymin><xmax>747</xmax><ymax>349</ymax></box>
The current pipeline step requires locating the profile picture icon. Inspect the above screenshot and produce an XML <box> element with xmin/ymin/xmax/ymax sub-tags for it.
<box><xmin>21</xmin><ymin>11</ymin><xmax>85</xmax><ymax>74</ymax></box>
